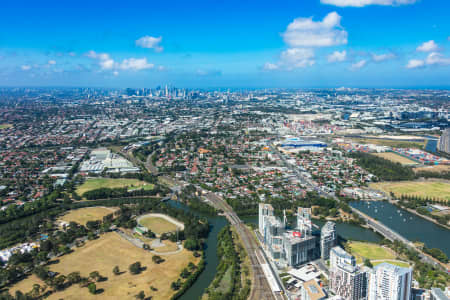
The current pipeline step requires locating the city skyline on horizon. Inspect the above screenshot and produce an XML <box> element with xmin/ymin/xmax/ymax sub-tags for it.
<box><xmin>1</xmin><ymin>0</ymin><xmax>450</xmax><ymax>88</ymax></box>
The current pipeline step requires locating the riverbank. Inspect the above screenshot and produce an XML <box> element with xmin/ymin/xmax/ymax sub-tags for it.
<box><xmin>350</xmin><ymin>201</ymin><xmax>450</xmax><ymax>257</ymax></box>
<box><xmin>390</xmin><ymin>200</ymin><xmax>450</xmax><ymax>231</ymax></box>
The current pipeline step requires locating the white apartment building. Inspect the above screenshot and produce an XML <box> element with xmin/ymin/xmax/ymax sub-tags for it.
<box><xmin>368</xmin><ymin>263</ymin><xmax>412</xmax><ymax>300</ymax></box>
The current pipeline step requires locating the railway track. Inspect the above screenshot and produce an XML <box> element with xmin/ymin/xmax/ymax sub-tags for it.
<box><xmin>202</xmin><ymin>190</ymin><xmax>280</xmax><ymax>300</ymax></box>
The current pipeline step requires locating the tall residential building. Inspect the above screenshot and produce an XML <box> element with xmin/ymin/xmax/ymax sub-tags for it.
<box><xmin>282</xmin><ymin>230</ymin><xmax>317</xmax><ymax>266</ymax></box>
<box><xmin>438</xmin><ymin>128</ymin><xmax>450</xmax><ymax>154</ymax></box>
<box><xmin>297</xmin><ymin>207</ymin><xmax>313</xmax><ymax>236</ymax></box>
<box><xmin>330</xmin><ymin>246</ymin><xmax>368</xmax><ymax>300</ymax></box>
<box><xmin>368</xmin><ymin>263</ymin><xmax>412</xmax><ymax>300</ymax></box>
<box><xmin>321</xmin><ymin>221</ymin><xmax>337</xmax><ymax>260</ymax></box>
<box><xmin>258</xmin><ymin>203</ymin><xmax>274</xmax><ymax>235</ymax></box>
<box><xmin>258</xmin><ymin>204</ymin><xmax>318</xmax><ymax>266</ymax></box>
<box><xmin>430</xmin><ymin>288</ymin><xmax>450</xmax><ymax>300</ymax></box>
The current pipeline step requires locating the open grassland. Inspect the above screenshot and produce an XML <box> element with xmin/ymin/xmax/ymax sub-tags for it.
<box><xmin>9</xmin><ymin>232</ymin><xmax>198</xmax><ymax>300</ymax></box>
<box><xmin>76</xmin><ymin>178</ymin><xmax>153</xmax><ymax>196</ymax></box>
<box><xmin>0</xmin><ymin>124</ymin><xmax>13</xmax><ymax>129</ymax></box>
<box><xmin>139</xmin><ymin>216</ymin><xmax>178</xmax><ymax>235</ymax></box>
<box><xmin>373</xmin><ymin>152</ymin><xmax>418</xmax><ymax>165</ymax></box>
<box><xmin>58</xmin><ymin>207</ymin><xmax>118</xmax><ymax>225</ymax></box>
<box><xmin>414</xmin><ymin>164</ymin><xmax>450</xmax><ymax>174</ymax></box>
<box><xmin>351</xmin><ymin>138</ymin><xmax>425</xmax><ymax>149</ymax></box>
<box><xmin>348</xmin><ymin>241</ymin><xmax>396</xmax><ymax>264</ymax></box>
<box><xmin>370</xmin><ymin>181</ymin><xmax>450</xmax><ymax>202</ymax></box>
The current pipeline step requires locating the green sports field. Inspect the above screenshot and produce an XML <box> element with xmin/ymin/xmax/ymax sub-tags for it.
<box><xmin>76</xmin><ymin>178</ymin><xmax>154</xmax><ymax>196</ymax></box>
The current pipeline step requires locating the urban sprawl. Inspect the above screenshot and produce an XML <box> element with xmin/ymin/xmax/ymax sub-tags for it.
<box><xmin>0</xmin><ymin>87</ymin><xmax>449</xmax><ymax>300</ymax></box>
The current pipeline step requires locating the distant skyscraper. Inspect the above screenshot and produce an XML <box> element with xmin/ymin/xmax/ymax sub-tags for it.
<box><xmin>330</xmin><ymin>246</ymin><xmax>368</xmax><ymax>300</ymax></box>
<box><xmin>320</xmin><ymin>221</ymin><xmax>337</xmax><ymax>260</ymax></box>
<box><xmin>368</xmin><ymin>263</ymin><xmax>412</xmax><ymax>300</ymax></box>
<box><xmin>438</xmin><ymin>128</ymin><xmax>450</xmax><ymax>154</ymax></box>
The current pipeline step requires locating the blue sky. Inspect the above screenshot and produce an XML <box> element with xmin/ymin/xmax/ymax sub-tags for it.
<box><xmin>0</xmin><ymin>0</ymin><xmax>449</xmax><ymax>88</ymax></box>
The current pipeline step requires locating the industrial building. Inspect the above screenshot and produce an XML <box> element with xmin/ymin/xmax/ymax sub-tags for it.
<box><xmin>277</xmin><ymin>137</ymin><xmax>328</xmax><ymax>153</ymax></box>
<box><xmin>79</xmin><ymin>148</ymin><xmax>140</xmax><ymax>174</ymax></box>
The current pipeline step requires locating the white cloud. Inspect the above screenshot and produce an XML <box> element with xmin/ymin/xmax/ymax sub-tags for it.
<box><xmin>406</xmin><ymin>59</ymin><xmax>425</xmax><ymax>69</ymax></box>
<box><xmin>86</xmin><ymin>50</ymin><xmax>108</xmax><ymax>60</ymax></box>
<box><xmin>86</xmin><ymin>50</ymin><xmax>155</xmax><ymax>72</ymax></box>
<box><xmin>21</xmin><ymin>65</ymin><xmax>32</xmax><ymax>71</ymax></box>
<box><xmin>406</xmin><ymin>52</ymin><xmax>450</xmax><ymax>69</ymax></box>
<box><xmin>280</xmin><ymin>48</ymin><xmax>315</xmax><ymax>69</ymax></box>
<box><xmin>157</xmin><ymin>66</ymin><xmax>166</xmax><ymax>71</ymax></box>
<box><xmin>48</xmin><ymin>60</ymin><xmax>56</xmax><ymax>65</ymax></box>
<box><xmin>351</xmin><ymin>59</ymin><xmax>367</xmax><ymax>70</ymax></box>
<box><xmin>282</xmin><ymin>12</ymin><xmax>347</xmax><ymax>48</ymax></box>
<box><xmin>263</xmin><ymin>62</ymin><xmax>279</xmax><ymax>70</ymax></box>
<box><xmin>136</xmin><ymin>36</ymin><xmax>163</xmax><ymax>52</ymax></box>
<box><xmin>119</xmin><ymin>58</ymin><xmax>154</xmax><ymax>71</ymax></box>
<box><xmin>100</xmin><ymin>59</ymin><xmax>115</xmax><ymax>70</ymax></box>
<box><xmin>371</xmin><ymin>52</ymin><xmax>395</xmax><ymax>62</ymax></box>
<box><xmin>328</xmin><ymin>50</ymin><xmax>347</xmax><ymax>62</ymax></box>
<box><xmin>113</xmin><ymin>71</ymin><xmax>119</xmax><ymax>76</ymax></box>
<box><xmin>85</xmin><ymin>51</ymin><xmax>116</xmax><ymax>69</ymax></box>
<box><xmin>417</xmin><ymin>40</ymin><xmax>439</xmax><ymax>52</ymax></box>
<box><xmin>320</xmin><ymin>0</ymin><xmax>417</xmax><ymax>7</ymax></box>
<box><xmin>425</xmin><ymin>52</ymin><xmax>450</xmax><ymax>66</ymax></box>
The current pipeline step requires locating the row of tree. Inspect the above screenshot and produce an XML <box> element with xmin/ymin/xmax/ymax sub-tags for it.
<box><xmin>350</xmin><ymin>152</ymin><xmax>416</xmax><ymax>181</ymax></box>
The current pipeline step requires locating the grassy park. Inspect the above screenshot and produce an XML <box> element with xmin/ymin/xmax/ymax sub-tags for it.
<box><xmin>0</xmin><ymin>124</ymin><xmax>13</xmax><ymax>129</ymax></box>
<box><xmin>76</xmin><ymin>178</ymin><xmax>154</xmax><ymax>196</ymax></box>
<box><xmin>58</xmin><ymin>207</ymin><xmax>118</xmax><ymax>225</ymax></box>
<box><xmin>348</xmin><ymin>241</ymin><xmax>396</xmax><ymax>263</ymax></box>
<box><xmin>9</xmin><ymin>232</ymin><xmax>198</xmax><ymax>300</ymax></box>
<box><xmin>373</xmin><ymin>152</ymin><xmax>418</xmax><ymax>166</ymax></box>
<box><xmin>370</xmin><ymin>180</ymin><xmax>450</xmax><ymax>201</ymax></box>
<box><xmin>139</xmin><ymin>216</ymin><xmax>178</xmax><ymax>235</ymax></box>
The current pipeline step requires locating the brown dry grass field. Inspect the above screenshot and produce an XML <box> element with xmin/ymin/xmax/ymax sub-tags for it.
<box><xmin>414</xmin><ymin>164</ymin><xmax>450</xmax><ymax>173</ymax></box>
<box><xmin>373</xmin><ymin>152</ymin><xmax>418</xmax><ymax>165</ymax></box>
<box><xmin>9</xmin><ymin>232</ymin><xmax>198</xmax><ymax>300</ymax></box>
<box><xmin>58</xmin><ymin>207</ymin><xmax>118</xmax><ymax>225</ymax></box>
<box><xmin>351</xmin><ymin>138</ymin><xmax>425</xmax><ymax>149</ymax></box>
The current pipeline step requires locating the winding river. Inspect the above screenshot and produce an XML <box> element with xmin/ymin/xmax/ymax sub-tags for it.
<box><xmin>168</xmin><ymin>200</ymin><xmax>228</xmax><ymax>300</ymax></box>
